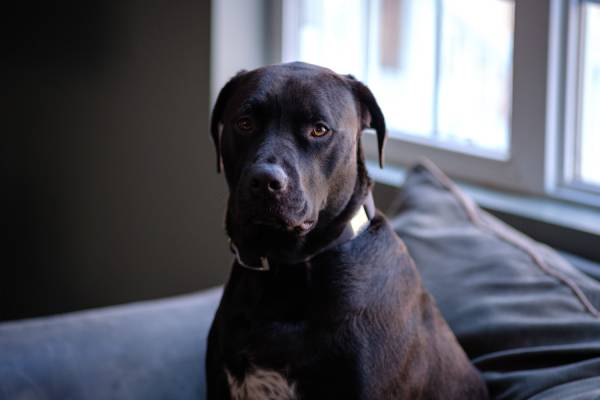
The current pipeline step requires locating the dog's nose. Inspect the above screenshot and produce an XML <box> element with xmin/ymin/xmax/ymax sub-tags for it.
<box><xmin>249</xmin><ymin>164</ymin><xmax>288</xmax><ymax>195</ymax></box>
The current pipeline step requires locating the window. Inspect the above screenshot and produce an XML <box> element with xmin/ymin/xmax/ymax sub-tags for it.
<box><xmin>435</xmin><ymin>0</ymin><xmax>513</xmax><ymax>154</ymax></box>
<box><xmin>281</xmin><ymin>0</ymin><xmax>600</xmax><ymax>207</ymax></box>
<box><xmin>285</xmin><ymin>0</ymin><xmax>513</xmax><ymax>155</ymax></box>
<box><xmin>578</xmin><ymin>3</ymin><xmax>600</xmax><ymax>186</ymax></box>
<box><xmin>556</xmin><ymin>0</ymin><xmax>600</xmax><ymax>205</ymax></box>
<box><xmin>572</xmin><ymin>2</ymin><xmax>600</xmax><ymax>187</ymax></box>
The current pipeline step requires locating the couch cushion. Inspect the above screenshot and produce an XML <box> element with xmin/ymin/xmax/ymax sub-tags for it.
<box><xmin>391</xmin><ymin>160</ymin><xmax>600</xmax><ymax>400</ymax></box>
<box><xmin>0</xmin><ymin>287</ymin><xmax>222</xmax><ymax>400</ymax></box>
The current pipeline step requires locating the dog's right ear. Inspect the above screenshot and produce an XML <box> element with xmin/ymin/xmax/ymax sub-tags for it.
<box><xmin>210</xmin><ymin>70</ymin><xmax>247</xmax><ymax>173</ymax></box>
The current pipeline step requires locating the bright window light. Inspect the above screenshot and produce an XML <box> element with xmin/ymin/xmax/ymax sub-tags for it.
<box><xmin>292</xmin><ymin>0</ymin><xmax>514</xmax><ymax>157</ymax></box>
<box><xmin>437</xmin><ymin>0</ymin><xmax>514</xmax><ymax>153</ymax></box>
<box><xmin>578</xmin><ymin>2</ymin><xmax>600</xmax><ymax>186</ymax></box>
<box><xmin>297</xmin><ymin>0</ymin><xmax>368</xmax><ymax>77</ymax></box>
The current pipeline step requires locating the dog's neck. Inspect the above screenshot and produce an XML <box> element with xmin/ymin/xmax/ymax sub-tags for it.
<box><xmin>229</xmin><ymin>191</ymin><xmax>375</xmax><ymax>272</ymax></box>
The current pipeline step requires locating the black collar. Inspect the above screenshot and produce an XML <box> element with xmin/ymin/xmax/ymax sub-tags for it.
<box><xmin>229</xmin><ymin>192</ymin><xmax>376</xmax><ymax>272</ymax></box>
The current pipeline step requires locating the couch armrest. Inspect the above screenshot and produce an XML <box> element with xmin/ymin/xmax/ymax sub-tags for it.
<box><xmin>0</xmin><ymin>287</ymin><xmax>222</xmax><ymax>400</ymax></box>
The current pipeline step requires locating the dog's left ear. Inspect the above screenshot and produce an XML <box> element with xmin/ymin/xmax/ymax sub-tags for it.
<box><xmin>210</xmin><ymin>70</ymin><xmax>247</xmax><ymax>173</ymax></box>
<box><xmin>346</xmin><ymin>75</ymin><xmax>387</xmax><ymax>168</ymax></box>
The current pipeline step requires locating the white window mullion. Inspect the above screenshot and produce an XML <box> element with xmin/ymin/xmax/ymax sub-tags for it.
<box><xmin>506</xmin><ymin>0</ymin><xmax>552</xmax><ymax>195</ymax></box>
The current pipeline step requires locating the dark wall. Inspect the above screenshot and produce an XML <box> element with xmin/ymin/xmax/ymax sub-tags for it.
<box><xmin>3</xmin><ymin>1</ymin><xmax>231</xmax><ymax>321</ymax></box>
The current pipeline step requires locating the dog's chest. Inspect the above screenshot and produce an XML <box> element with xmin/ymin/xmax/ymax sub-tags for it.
<box><xmin>226</xmin><ymin>367</ymin><xmax>297</xmax><ymax>400</ymax></box>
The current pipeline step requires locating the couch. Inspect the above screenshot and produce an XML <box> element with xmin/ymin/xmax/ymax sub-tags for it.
<box><xmin>2</xmin><ymin>161</ymin><xmax>599</xmax><ymax>399</ymax></box>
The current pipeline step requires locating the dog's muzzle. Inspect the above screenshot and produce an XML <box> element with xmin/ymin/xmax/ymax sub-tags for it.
<box><xmin>229</xmin><ymin>192</ymin><xmax>375</xmax><ymax>271</ymax></box>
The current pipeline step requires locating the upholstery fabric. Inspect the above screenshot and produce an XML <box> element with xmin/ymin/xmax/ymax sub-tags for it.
<box><xmin>391</xmin><ymin>160</ymin><xmax>600</xmax><ymax>400</ymax></box>
<box><xmin>0</xmin><ymin>288</ymin><xmax>222</xmax><ymax>400</ymax></box>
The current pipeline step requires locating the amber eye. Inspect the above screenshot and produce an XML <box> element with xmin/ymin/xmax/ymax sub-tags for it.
<box><xmin>310</xmin><ymin>123</ymin><xmax>330</xmax><ymax>138</ymax></box>
<box><xmin>236</xmin><ymin>117</ymin><xmax>254</xmax><ymax>133</ymax></box>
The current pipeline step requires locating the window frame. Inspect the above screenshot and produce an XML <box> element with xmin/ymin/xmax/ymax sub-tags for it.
<box><xmin>547</xmin><ymin>0</ymin><xmax>600</xmax><ymax>207</ymax></box>
<box><xmin>277</xmin><ymin>0</ymin><xmax>600</xmax><ymax>206</ymax></box>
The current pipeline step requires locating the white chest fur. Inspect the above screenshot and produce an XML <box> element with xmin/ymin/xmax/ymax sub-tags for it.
<box><xmin>225</xmin><ymin>367</ymin><xmax>297</xmax><ymax>400</ymax></box>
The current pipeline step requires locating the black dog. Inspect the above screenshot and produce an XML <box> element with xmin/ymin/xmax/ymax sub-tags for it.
<box><xmin>206</xmin><ymin>62</ymin><xmax>488</xmax><ymax>399</ymax></box>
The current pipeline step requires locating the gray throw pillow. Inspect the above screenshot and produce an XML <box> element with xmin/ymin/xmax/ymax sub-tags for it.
<box><xmin>390</xmin><ymin>160</ymin><xmax>600</xmax><ymax>400</ymax></box>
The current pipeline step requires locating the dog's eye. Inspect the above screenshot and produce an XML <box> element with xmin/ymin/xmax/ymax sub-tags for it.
<box><xmin>310</xmin><ymin>123</ymin><xmax>330</xmax><ymax>138</ymax></box>
<box><xmin>236</xmin><ymin>117</ymin><xmax>254</xmax><ymax>133</ymax></box>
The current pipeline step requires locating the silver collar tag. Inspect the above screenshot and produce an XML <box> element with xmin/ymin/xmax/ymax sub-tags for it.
<box><xmin>349</xmin><ymin>205</ymin><xmax>369</xmax><ymax>237</ymax></box>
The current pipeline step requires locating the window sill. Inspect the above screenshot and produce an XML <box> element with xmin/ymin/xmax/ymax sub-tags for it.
<box><xmin>367</xmin><ymin>160</ymin><xmax>600</xmax><ymax>262</ymax></box>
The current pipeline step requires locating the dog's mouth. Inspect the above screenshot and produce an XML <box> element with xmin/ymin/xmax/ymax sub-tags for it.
<box><xmin>252</xmin><ymin>217</ymin><xmax>315</xmax><ymax>235</ymax></box>
<box><xmin>245</xmin><ymin>200</ymin><xmax>316</xmax><ymax>236</ymax></box>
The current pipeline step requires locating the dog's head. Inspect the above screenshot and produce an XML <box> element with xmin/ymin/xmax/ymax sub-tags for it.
<box><xmin>210</xmin><ymin>62</ymin><xmax>386</xmax><ymax>259</ymax></box>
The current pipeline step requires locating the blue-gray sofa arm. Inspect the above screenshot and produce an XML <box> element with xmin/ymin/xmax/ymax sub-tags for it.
<box><xmin>0</xmin><ymin>287</ymin><xmax>222</xmax><ymax>400</ymax></box>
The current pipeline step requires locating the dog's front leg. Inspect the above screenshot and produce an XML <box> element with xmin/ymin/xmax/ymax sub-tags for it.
<box><xmin>206</xmin><ymin>324</ymin><xmax>230</xmax><ymax>400</ymax></box>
